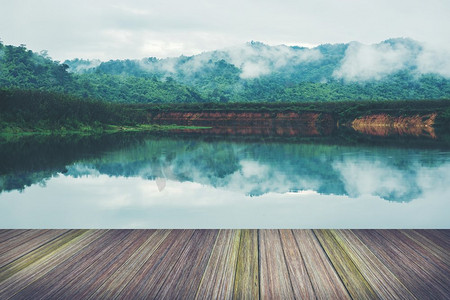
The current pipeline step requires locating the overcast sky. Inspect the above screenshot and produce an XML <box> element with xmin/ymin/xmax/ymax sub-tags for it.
<box><xmin>1</xmin><ymin>0</ymin><xmax>449</xmax><ymax>61</ymax></box>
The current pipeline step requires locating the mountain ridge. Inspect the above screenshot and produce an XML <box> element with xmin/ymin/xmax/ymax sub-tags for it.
<box><xmin>1</xmin><ymin>38</ymin><xmax>450</xmax><ymax>103</ymax></box>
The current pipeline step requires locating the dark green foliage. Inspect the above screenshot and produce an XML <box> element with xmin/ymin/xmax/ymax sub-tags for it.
<box><xmin>0</xmin><ymin>43</ymin><xmax>204</xmax><ymax>104</ymax></box>
<box><xmin>2</xmin><ymin>42</ymin><xmax>450</xmax><ymax>105</ymax></box>
<box><xmin>72</xmin><ymin>73</ymin><xmax>204</xmax><ymax>103</ymax></box>
<box><xmin>0</xmin><ymin>89</ymin><xmax>149</xmax><ymax>131</ymax></box>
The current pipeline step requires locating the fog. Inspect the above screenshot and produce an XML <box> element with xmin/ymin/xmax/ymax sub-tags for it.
<box><xmin>334</xmin><ymin>39</ymin><xmax>450</xmax><ymax>81</ymax></box>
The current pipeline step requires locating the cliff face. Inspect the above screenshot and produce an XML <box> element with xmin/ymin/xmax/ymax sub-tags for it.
<box><xmin>150</xmin><ymin>111</ymin><xmax>336</xmax><ymax>137</ymax></box>
<box><xmin>351</xmin><ymin>113</ymin><xmax>436</xmax><ymax>138</ymax></box>
<box><xmin>147</xmin><ymin>110</ymin><xmax>438</xmax><ymax>138</ymax></box>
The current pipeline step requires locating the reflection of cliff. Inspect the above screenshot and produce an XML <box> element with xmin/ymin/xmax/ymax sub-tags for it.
<box><xmin>151</xmin><ymin>111</ymin><xmax>336</xmax><ymax>137</ymax></box>
<box><xmin>351</xmin><ymin>113</ymin><xmax>436</xmax><ymax>138</ymax></box>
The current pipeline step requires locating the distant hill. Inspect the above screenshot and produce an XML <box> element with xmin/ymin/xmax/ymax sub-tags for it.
<box><xmin>1</xmin><ymin>39</ymin><xmax>450</xmax><ymax>103</ymax></box>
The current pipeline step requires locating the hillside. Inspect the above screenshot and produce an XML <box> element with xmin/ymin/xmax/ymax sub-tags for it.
<box><xmin>1</xmin><ymin>39</ymin><xmax>450</xmax><ymax>103</ymax></box>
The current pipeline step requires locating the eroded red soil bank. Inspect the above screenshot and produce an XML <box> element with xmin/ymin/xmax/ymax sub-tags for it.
<box><xmin>148</xmin><ymin>110</ymin><xmax>438</xmax><ymax>138</ymax></box>
<box><xmin>150</xmin><ymin>111</ymin><xmax>335</xmax><ymax>137</ymax></box>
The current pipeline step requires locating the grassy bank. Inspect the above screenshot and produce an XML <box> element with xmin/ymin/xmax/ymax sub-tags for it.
<box><xmin>0</xmin><ymin>89</ymin><xmax>210</xmax><ymax>139</ymax></box>
<box><xmin>1</xmin><ymin>89</ymin><xmax>450</xmax><ymax>139</ymax></box>
<box><xmin>0</xmin><ymin>124</ymin><xmax>210</xmax><ymax>142</ymax></box>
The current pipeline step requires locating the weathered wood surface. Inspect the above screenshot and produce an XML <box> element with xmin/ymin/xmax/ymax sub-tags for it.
<box><xmin>0</xmin><ymin>230</ymin><xmax>448</xmax><ymax>299</ymax></box>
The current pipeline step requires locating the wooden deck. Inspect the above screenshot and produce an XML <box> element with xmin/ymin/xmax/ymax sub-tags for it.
<box><xmin>0</xmin><ymin>229</ymin><xmax>448</xmax><ymax>299</ymax></box>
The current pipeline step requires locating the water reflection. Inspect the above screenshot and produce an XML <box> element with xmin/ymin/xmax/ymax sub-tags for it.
<box><xmin>0</xmin><ymin>134</ymin><xmax>449</xmax><ymax>228</ymax></box>
<box><xmin>58</xmin><ymin>138</ymin><xmax>448</xmax><ymax>202</ymax></box>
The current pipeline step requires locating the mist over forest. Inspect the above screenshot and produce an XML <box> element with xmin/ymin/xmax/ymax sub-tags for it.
<box><xmin>1</xmin><ymin>38</ymin><xmax>450</xmax><ymax>104</ymax></box>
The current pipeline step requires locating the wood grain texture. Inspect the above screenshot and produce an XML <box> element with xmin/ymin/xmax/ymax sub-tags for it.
<box><xmin>314</xmin><ymin>229</ymin><xmax>379</xmax><ymax>299</ymax></box>
<box><xmin>292</xmin><ymin>230</ymin><xmax>351</xmax><ymax>300</ymax></box>
<box><xmin>233</xmin><ymin>229</ymin><xmax>259</xmax><ymax>300</ymax></box>
<box><xmin>353</xmin><ymin>230</ymin><xmax>450</xmax><ymax>300</ymax></box>
<box><xmin>333</xmin><ymin>230</ymin><xmax>416</xmax><ymax>299</ymax></box>
<box><xmin>52</xmin><ymin>230</ymin><xmax>154</xmax><ymax>299</ymax></box>
<box><xmin>0</xmin><ymin>229</ymin><xmax>448</xmax><ymax>299</ymax></box>
<box><xmin>279</xmin><ymin>229</ymin><xmax>315</xmax><ymax>300</ymax></box>
<box><xmin>0</xmin><ymin>230</ymin><xmax>104</xmax><ymax>299</ymax></box>
<box><xmin>0</xmin><ymin>230</ymin><xmax>29</xmax><ymax>245</ymax></box>
<box><xmin>195</xmin><ymin>229</ymin><xmax>240</xmax><ymax>300</ymax></box>
<box><xmin>9</xmin><ymin>230</ymin><xmax>132</xmax><ymax>300</ymax></box>
<box><xmin>259</xmin><ymin>229</ymin><xmax>295</xmax><ymax>299</ymax></box>
<box><xmin>117</xmin><ymin>229</ymin><xmax>195</xmax><ymax>299</ymax></box>
<box><xmin>88</xmin><ymin>229</ymin><xmax>171</xmax><ymax>299</ymax></box>
<box><xmin>0</xmin><ymin>230</ymin><xmax>67</xmax><ymax>268</ymax></box>
<box><xmin>394</xmin><ymin>230</ymin><xmax>450</xmax><ymax>273</ymax></box>
<box><xmin>155</xmin><ymin>229</ymin><xmax>218</xmax><ymax>300</ymax></box>
<box><xmin>0</xmin><ymin>230</ymin><xmax>86</xmax><ymax>283</ymax></box>
<box><xmin>418</xmin><ymin>230</ymin><xmax>450</xmax><ymax>250</ymax></box>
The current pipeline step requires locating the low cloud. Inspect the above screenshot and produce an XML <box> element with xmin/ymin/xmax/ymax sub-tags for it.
<box><xmin>65</xmin><ymin>59</ymin><xmax>101</xmax><ymax>73</ymax></box>
<box><xmin>138</xmin><ymin>42</ymin><xmax>323</xmax><ymax>79</ymax></box>
<box><xmin>334</xmin><ymin>39</ymin><xmax>450</xmax><ymax>81</ymax></box>
<box><xmin>333</xmin><ymin>40</ymin><xmax>418</xmax><ymax>81</ymax></box>
<box><xmin>221</xmin><ymin>42</ymin><xmax>323</xmax><ymax>79</ymax></box>
<box><xmin>416</xmin><ymin>47</ymin><xmax>450</xmax><ymax>78</ymax></box>
<box><xmin>240</xmin><ymin>62</ymin><xmax>271</xmax><ymax>79</ymax></box>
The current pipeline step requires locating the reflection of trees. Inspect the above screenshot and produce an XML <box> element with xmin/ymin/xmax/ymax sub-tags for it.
<box><xmin>1</xmin><ymin>134</ymin><xmax>446</xmax><ymax>202</ymax></box>
<box><xmin>0</xmin><ymin>133</ymin><xmax>145</xmax><ymax>193</ymax></box>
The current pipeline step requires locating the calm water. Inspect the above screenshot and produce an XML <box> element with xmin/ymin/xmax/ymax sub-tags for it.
<box><xmin>1</xmin><ymin>133</ymin><xmax>449</xmax><ymax>228</ymax></box>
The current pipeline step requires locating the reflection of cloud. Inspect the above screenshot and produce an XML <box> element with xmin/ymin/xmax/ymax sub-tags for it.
<box><xmin>240</xmin><ymin>160</ymin><xmax>269</xmax><ymax>177</ymax></box>
<box><xmin>416</xmin><ymin>164</ymin><xmax>450</xmax><ymax>194</ymax></box>
<box><xmin>64</xmin><ymin>140</ymin><xmax>448</xmax><ymax>202</ymax></box>
<box><xmin>183</xmin><ymin>159</ymin><xmax>320</xmax><ymax>197</ymax></box>
<box><xmin>2</xmin><ymin>172</ymin><xmax>449</xmax><ymax>228</ymax></box>
<box><xmin>68</xmin><ymin>165</ymin><xmax>101</xmax><ymax>177</ymax></box>
<box><xmin>333</xmin><ymin>159</ymin><xmax>422</xmax><ymax>202</ymax></box>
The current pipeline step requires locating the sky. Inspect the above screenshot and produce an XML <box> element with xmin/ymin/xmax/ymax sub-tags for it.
<box><xmin>1</xmin><ymin>0</ymin><xmax>449</xmax><ymax>61</ymax></box>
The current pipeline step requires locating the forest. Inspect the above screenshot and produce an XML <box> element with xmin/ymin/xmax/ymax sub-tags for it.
<box><xmin>1</xmin><ymin>40</ymin><xmax>450</xmax><ymax>135</ymax></box>
<box><xmin>2</xmin><ymin>40</ymin><xmax>450</xmax><ymax>104</ymax></box>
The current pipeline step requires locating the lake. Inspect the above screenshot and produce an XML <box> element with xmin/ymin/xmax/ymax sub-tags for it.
<box><xmin>1</xmin><ymin>131</ymin><xmax>449</xmax><ymax>228</ymax></box>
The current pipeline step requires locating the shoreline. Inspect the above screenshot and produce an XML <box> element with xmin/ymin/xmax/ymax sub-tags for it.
<box><xmin>0</xmin><ymin>124</ymin><xmax>211</xmax><ymax>140</ymax></box>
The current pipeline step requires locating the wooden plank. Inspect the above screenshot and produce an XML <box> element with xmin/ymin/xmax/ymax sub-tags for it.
<box><xmin>394</xmin><ymin>230</ymin><xmax>450</xmax><ymax>272</ymax></box>
<box><xmin>279</xmin><ymin>229</ymin><xmax>315</xmax><ymax>300</ymax></box>
<box><xmin>314</xmin><ymin>229</ymin><xmax>378</xmax><ymax>299</ymax></box>
<box><xmin>292</xmin><ymin>230</ymin><xmax>350</xmax><ymax>300</ymax></box>
<box><xmin>10</xmin><ymin>230</ymin><xmax>133</xmax><ymax>299</ymax></box>
<box><xmin>414</xmin><ymin>230</ymin><xmax>450</xmax><ymax>251</ymax></box>
<box><xmin>333</xmin><ymin>230</ymin><xmax>416</xmax><ymax>299</ymax></box>
<box><xmin>0</xmin><ymin>230</ymin><xmax>86</xmax><ymax>283</ymax></box>
<box><xmin>259</xmin><ymin>229</ymin><xmax>295</xmax><ymax>299</ymax></box>
<box><xmin>117</xmin><ymin>230</ymin><xmax>196</xmax><ymax>299</ymax></box>
<box><xmin>0</xmin><ymin>230</ymin><xmax>104</xmax><ymax>299</ymax></box>
<box><xmin>155</xmin><ymin>230</ymin><xmax>219</xmax><ymax>299</ymax></box>
<box><xmin>0</xmin><ymin>230</ymin><xmax>29</xmax><ymax>244</ymax></box>
<box><xmin>51</xmin><ymin>230</ymin><xmax>155</xmax><ymax>299</ymax></box>
<box><xmin>0</xmin><ymin>229</ymin><xmax>447</xmax><ymax>299</ymax></box>
<box><xmin>233</xmin><ymin>229</ymin><xmax>259</xmax><ymax>300</ymax></box>
<box><xmin>0</xmin><ymin>230</ymin><xmax>62</xmax><ymax>261</ymax></box>
<box><xmin>195</xmin><ymin>229</ymin><xmax>241</xmax><ymax>300</ymax></box>
<box><xmin>0</xmin><ymin>230</ymin><xmax>43</xmax><ymax>255</ymax></box>
<box><xmin>88</xmin><ymin>229</ymin><xmax>171</xmax><ymax>299</ymax></box>
<box><xmin>353</xmin><ymin>230</ymin><xmax>450</xmax><ymax>299</ymax></box>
